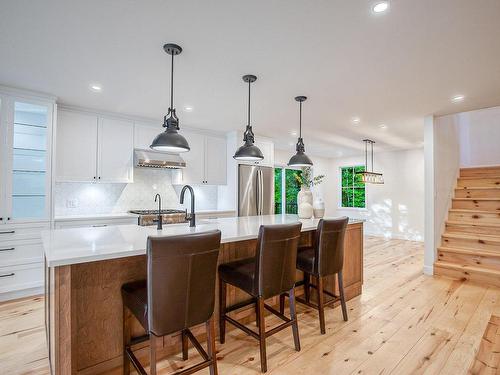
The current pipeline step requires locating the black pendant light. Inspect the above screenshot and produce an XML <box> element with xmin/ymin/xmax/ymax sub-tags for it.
<box><xmin>233</xmin><ymin>75</ymin><xmax>264</xmax><ymax>161</ymax></box>
<box><xmin>150</xmin><ymin>43</ymin><xmax>190</xmax><ymax>153</ymax></box>
<box><xmin>288</xmin><ymin>96</ymin><xmax>313</xmax><ymax>167</ymax></box>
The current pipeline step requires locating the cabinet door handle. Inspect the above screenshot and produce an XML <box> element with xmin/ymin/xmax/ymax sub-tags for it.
<box><xmin>0</xmin><ymin>231</ymin><xmax>15</xmax><ymax>235</ymax></box>
<box><xmin>98</xmin><ymin>176</ymin><xmax>101</xmax><ymax>180</ymax></box>
<box><xmin>91</xmin><ymin>224</ymin><xmax>107</xmax><ymax>227</ymax></box>
<box><xmin>0</xmin><ymin>273</ymin><xmax>15</xmax><ymax>278</ymax></box>
<box><xmin>0</xmin><ymin>247</ymin><xmax>15</xmax><ymax>252</ymax></box>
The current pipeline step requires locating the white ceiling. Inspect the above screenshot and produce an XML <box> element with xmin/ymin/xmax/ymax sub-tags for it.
<box><xmin>1</xmin><ymin>0</ymin><xmax>500</xmax><ymax>157</ymax></box>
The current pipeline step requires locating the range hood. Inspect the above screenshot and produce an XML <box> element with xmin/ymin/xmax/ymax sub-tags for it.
<box><xmin>134</xmin><ymin>149</ymin><xmax>186</xmax><ymax>169</ymax></box>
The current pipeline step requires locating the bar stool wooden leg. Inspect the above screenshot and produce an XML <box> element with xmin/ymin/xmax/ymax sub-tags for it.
<box><xmin>257</xmin><ymin>297</ymin><xmax>267</xmax><ymax>373</ymax></box>
<box><xmin>288</xmin><ymin>287</ymin><xmax>301</xmax><ymax>351</ymax></box>
<box><xmin>338</xmin><ymin>271</ymin><xmax>348</xmax><ymax>321</ymax></box>
<box><xmin>122</xmin><ymin>305</ymin><xmax>131</xmax><ymax>375</ymax></box>
<box><xmin>304</xmin><ymin>272</ymin><xmax>311</xmax><ymax>303</ymax></box>
<box><xmin>256</xmin><ymin>300</ymin><xmax>260</xmax><ymax>328</ymax></box>
<box><xmin>219</xmin><ymin>278</ymin><xmax>227</xmax><ymax>344</ymax></box>
<box><xmin>182</xmin><ymin>329</ymin><xmax>189</xmax><ymax>360</ymax></box>
<box><xmin>206</xmin><ymin>316</ymin><xmax>218</xmax><ymax>375</ymax></box>
<box><xmin>279</xmin><ymin>293</ymin><xmax>286</xmax><ymax>315</ymax></box>
<box><xmin>150</xmin><ymin>334</ymin><xmax>158</xmax><ymax>375</ymax></box>
<box><xmin>317</xmin><ymin>276</ymin><xmax>326</xmax><ymax>334</ymax></box>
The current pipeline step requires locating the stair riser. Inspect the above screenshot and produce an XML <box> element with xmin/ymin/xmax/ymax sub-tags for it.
<box><xmin>434</xmin><ymin>264</ymin><xmax>500</xmax><ymax>287</ymax></box>
<box><xmin>438</xmin><ymin>251</ymin><xmax>500</xmax><ymax>270</ymax></box>
<box><xmin>445</xmin><ymin>223</ymin><xmax>500</xmax><ymax>236</ymax></box>
<box><xmin>441</xmin><ymin>236</ymin><xmax>500</xmax><ymax>252</ymax></box>
<box><xmin>457</xmin><ymin>178</ymin><xmax>500</xmax><ymax>188</ymax></box>
<box><xmin>460</xmin><ymin>167</ymin><xmax>500</xmax><ymax>178</ymax></box>
<box><xmin>455</xmin><ymin>189</ymin><xmax>500</xmax><ymax>199</ymax></box>
<box><xmin>452</xmin><ymin>200</ymin><xmax>500</xmax><ymax>211</ymax></box>
<box><xmin>448</xmin><ymin>211</ymin><xmax>500</xmax><ymax>225</ymax></box>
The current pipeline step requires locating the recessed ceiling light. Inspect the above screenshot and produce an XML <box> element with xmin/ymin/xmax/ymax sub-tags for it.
<box><xmin>90</xmin><ymin>84</ymin><xmax>102</xmax><ymax>92</ymax></box>
<box><xmin>451</xmin><ymin>94</ymin><xmax>465</xmax><ymax>103</ymax></box>
<box><xmin>290</xmin><ymin>130</ymin><xmax>298</xmax><ymax>136</ymax></box>
<box><xmin>373</xmin><ymin>1</ymin><xmax>389</xmax><ymax>13</ymax></box>
<box><xmin>379</xmin><ymin>124</ymin><xmax>388</xmax><ymax>130</ymax></box>
<box><xmin>184</xmin><ymin>106</ymin><xmax>193</xmax><ymax>112</ymax></box>
<box><xmin>351</xmin><ymin>117</ymin><xmax>361</xmax><ymax>125</ymax></box>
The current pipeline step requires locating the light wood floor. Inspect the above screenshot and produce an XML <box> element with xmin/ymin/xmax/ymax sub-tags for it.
<box><xmin>2</xmin><ymin>236</ymin><xmax>499</xmax><ymax>375</ymax></box>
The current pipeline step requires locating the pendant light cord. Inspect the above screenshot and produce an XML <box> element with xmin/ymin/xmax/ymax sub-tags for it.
<box><xmin>371</xmin><ymin>141</ymin><xmax>374</xmax><ymax>172</ymax></box>
<box><xmin>247</xmin><ymin>79</ymin><xmax>251</xmax><ymax>126</ymax></box>
<box><xmin>299</xmin><ymin>101</ymin><xmax>302</xmax><ymax>138</ymax></box>
<box><xmin>365</xmin><ymin>140</ymin><xmax>368</xmax><ymax>171</ymax></box>
<box><xmin>170</xmin><ymin>53</ymin><xmax>174</xmax><ymax>110</ymax></box>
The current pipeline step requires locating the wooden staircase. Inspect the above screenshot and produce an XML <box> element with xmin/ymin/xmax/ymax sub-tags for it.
<box><xmin>434</xmin><ymin>166</ymin><xmax>500</xmax><ymax>287</ymax></box>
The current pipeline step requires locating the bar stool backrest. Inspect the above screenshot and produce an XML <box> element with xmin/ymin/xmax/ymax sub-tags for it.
<box><xmin>254</xmin><ymin>223</ymin><xmax>302</xmax><ymax>298</ymax></box>
<box><xmin>146</xmin><ymin>230</ymin><xmax>221</xmax><ymax>337</ymax></box>
<box><xmin>315</xmin><ymin>217</ymin><xmax>349</xmax><ymax>277</ymax></box>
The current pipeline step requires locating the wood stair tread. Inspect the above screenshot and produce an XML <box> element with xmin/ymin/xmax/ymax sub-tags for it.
<box><xmin>455</xmin><ymin>187</ymin><xmax>500</xmax><ymax>190</ymax></box>
<box><xmin>449</xmin><ymin>208</ymin><xmax>500</xmax><ymax>214</ymax></box>
<box><xmin>442</xmin><ymin>232</ymin><xmax>500</xmax><ymax>242</ymax></box>
<box><xmin>446</xmin><ymin>220</ymin><xmax>500</xmax><ymax>228</ymax></box>
<box><xmin>453</xmin><ymin>198</ymin><xmax>500</xmax><ymax>201</ymax></box>
<box><xmin>437</xmin><ymin>246</ymin><xmax>500</xmax><ymax>258</ymax></box>
<box><xmin>459</xmin><ymin>175</ymin><xmax>500</xmax><ymax>180</ymax></box>
<box><xmin>434</xmin><ymin>261</ymin><xmax>500</xmax><ymax>276</ymax></box>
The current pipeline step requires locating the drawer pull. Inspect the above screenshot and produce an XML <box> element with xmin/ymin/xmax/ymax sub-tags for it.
<box><xmin>0</xmin><ymin>247</ymin><xmax>15</xmax><ymax>252</ymax></box>
<box><xmin>0</xmin><ymin>273</ymin><xmax>15</xmax><ymax>278</ymax></box>
<box><xmin>0</xmin><ymin>231</ymin><xmax>15</xmax><ymax>235</ymax></box>
<box><xmin>91</xmin><ymin>224</ymin><xmax>108</xmax><ymax>227</ymax></box>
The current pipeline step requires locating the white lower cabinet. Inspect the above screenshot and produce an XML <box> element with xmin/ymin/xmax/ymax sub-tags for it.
<box><xmin>0</xmin><ymin>221</ymin><xmax>49</xmax><ymax>301</ymax></box>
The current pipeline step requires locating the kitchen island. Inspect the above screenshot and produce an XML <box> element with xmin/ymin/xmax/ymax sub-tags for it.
<box><xmin>42</xmin><ymin>214</ymin><xmax>363</xmax><ymax>374</ymax></box>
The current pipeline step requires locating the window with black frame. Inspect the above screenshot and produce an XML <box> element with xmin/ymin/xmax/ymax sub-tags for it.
<box><xmin>340</xmin><ymin>166</ymin><xmax>366</xmax><ymax>208</ymax></box>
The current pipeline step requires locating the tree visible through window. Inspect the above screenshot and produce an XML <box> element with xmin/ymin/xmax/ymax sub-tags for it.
<box><xmin>341</xmin><ymin>166</ymin><xmax>366</xmax><ymax>208</ymax></box>
<box><xmin>274</xmin><ymin>168</ymin><xmax>302</xmax><ymax>214</ymax></box>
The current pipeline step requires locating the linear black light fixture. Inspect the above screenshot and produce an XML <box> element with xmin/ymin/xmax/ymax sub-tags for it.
<box><xmin>288</xmin><ymin>96</ymin><xmax>313</xmax><ymax>167</ymax></box>
<box><xmin>358</xmin><ymin>139</ymin><xmax>384</xmax><ymax>184</ymax></box>
<box><xmin>150</xmin><ymin>43</ymin><xmax>190</xmax><ymax>153</ymax></box>
<box><xmin>233</xmin><ymin>75</ymin><xmax>264</xmax><ymax>161</ymax></box>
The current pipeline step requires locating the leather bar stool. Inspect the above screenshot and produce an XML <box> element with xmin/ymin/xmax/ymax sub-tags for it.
<box><xmin>281</xmin><ymin>217</ymin><xmax>349</xmax><ymax>334</ymax></box>
<box><xmin>218</xmin><ymin>223</ymin><xmax>302</xmax><ymax>373</ymax></box>
<box><xmin>122</xmin><ymin>230</ymin><xmax>222</xmax><ymax>375</ymax></box>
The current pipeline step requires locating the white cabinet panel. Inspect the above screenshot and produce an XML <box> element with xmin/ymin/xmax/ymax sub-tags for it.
<box><xmin>237</xmin><ymin>139</ymin><xmax>274</xmax><ymax>167</ymax></box>
<box><xmin>178</xmin><ymin>131</ymin><xmax>205</xmax><ymax>184</ymax></box>
<box><xmin>134</xmin><ymin>122</ymin><xmax>161</xmax><ymax>150</ymax></box>
<box><xmin>205</xmin><ymin>135</ymin><xmax>227</xmax><ymax>185</ymax></box>
<box><xmin>56</xmin><ymin>110</ymin><xmax>98</xmax><ymax>182</ymax></box>
<box><xmin>98</xmin><ymin>117</ymin><xmax>134</xmax><ymax>183</ymax></box>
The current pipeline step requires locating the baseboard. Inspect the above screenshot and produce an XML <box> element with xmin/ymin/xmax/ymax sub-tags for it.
<box><xmin>423</xmin><ymin>264</ymin><xmax>434</xmax><ymax>275</ymax></box>
<box><xmin>0</xmin><ymin>286</ymin><xmax>44</xmax><ymax>302</ymax></box>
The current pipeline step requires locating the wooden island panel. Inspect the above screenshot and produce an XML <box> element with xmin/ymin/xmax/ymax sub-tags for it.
<box><xmin>50</xmin><ymin>222</ymin><xmax>363</xmax><ymax>374</ymax></box>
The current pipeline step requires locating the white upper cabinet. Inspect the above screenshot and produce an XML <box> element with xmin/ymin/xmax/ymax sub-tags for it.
<box><xmin>237</xmin><ymin>137</ymin><xmax>275</xmax><ymax>167</ymax></box>
<box><xmin>56</xmin><ymin>109</ymin><xmax>134</xmax><ymax>183</ymax></box>
<box><xmin>177</xmin><ymin>131</ymin><xmax>206</xmax><ymax>184</ymax></box>
<box><xmin>205</xmin><ymin>135</ymin><xmax>227</xmax><ymax>185</ymax></box>
<box><xmin>98</xmin><ymin>117</ymin><xmax>134</xmax><ymax>183</ymax></box>
<box><xmin>134</xmin><ymin>121</ymin><xmax>160</xmax><ymax>150</ymax></box>
<box><xmin>173</xmin><ymin>132</ymin><xmax>227</xmax><ymax>185</ymax></box>
<box><xmin>0</xmin><ymin>94</ymin><xmax>55</xmax><ymax>223</ymax></box>
<box><xmin>56</xmin><ymin>110</ymin><xmax>98</xmax><ymax>182</ymax></box>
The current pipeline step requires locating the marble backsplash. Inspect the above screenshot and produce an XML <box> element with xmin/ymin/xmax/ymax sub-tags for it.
<box><xmin>54</xmin><ymin>168</ymin><xmax>218</xmax><ymax>216</ymax></box>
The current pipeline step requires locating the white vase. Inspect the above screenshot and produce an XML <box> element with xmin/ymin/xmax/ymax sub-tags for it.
<box><xmin>297</xmin><ymin>186</ymin><xmax>313</xmax><ymax>219</ymax></box>
<box><xmin>313</xmin><ymin>196</ymin><xmax>325</xmax><ymax>219</ymax></box>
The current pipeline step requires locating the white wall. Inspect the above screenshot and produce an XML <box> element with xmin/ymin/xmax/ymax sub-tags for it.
<box><xmin>424</xmin><ymin>115</ymin><xmax>461</xmax><ymax>275</ymax></box>
<box><xmin>455</xmin><ymin>105</ymin><xmax>500</xmax><ymax>167</ymax></box>
<box><xmin>329</xmin><ymin>148</ymin><xmax>425</xmax><ymax>241</ymax></box>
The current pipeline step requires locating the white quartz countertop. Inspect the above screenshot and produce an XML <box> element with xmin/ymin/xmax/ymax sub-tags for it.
<box><xmin>42</xmin><ymin>214</ymin><xmax>363</xmax><ymax>267</ymax></box>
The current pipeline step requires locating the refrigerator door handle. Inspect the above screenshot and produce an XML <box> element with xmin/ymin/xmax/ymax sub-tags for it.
<box><xmin>255</xmin><ymin>169</ymin><xmax>260</xmax><ymax>215</ymax></box>
<box><xmin>259</xmin><ymin>169</ymin><xmax>264</xmax><ymax>215</ymax></box>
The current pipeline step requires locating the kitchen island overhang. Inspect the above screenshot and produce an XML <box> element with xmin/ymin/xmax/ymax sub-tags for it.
<box><xmin>42</xmin><ymin>214</ymin><xmax>364</xmax><ymax>374</ymax></box>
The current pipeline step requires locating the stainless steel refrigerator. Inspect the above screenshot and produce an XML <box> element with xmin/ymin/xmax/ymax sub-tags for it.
<box><xmin>238</xmin><ymin>164</ymin><xmax>275</xmax><ymax>217</ymax></box>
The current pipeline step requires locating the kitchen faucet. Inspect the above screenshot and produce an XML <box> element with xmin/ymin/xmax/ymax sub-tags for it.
<box><xmin>154</xmin><ymin>193</ymin><xmax>162</xmax><ymax>230</ymax></box>
<box><xmin>180</xmin><ymin>185</ymin><xmax>196</xmax><ymax>227</ymax></box>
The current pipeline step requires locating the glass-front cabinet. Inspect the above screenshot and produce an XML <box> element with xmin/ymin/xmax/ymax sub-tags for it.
<box><xmin>0</xmin><ymin>92</ymin><xmax>54</xmax><ymax>224</ymax></box>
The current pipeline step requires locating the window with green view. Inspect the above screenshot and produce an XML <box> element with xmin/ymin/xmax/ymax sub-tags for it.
<box><xmin>274</xmin><ymin>168</ymin><xmax>302</xmax><ymax>214</ymax></box>
<box><xmin>341</xmin><ymin>166</ymin><xmax>366</xmax><ymax>208</ymax></box>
